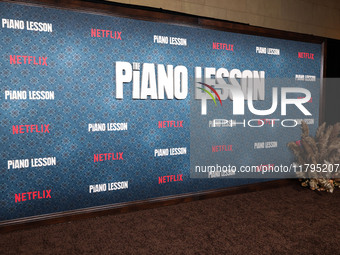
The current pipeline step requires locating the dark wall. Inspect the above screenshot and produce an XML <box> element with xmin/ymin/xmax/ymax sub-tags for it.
<box><xmin>325</xmin><ymin>39</ymin><xmax>340</xmax><ymax>125</ymax></box>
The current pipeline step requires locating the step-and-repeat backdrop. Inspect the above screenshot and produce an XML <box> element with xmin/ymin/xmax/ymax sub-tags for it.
<box><xmin>0</xmin><ymin>2</ymin><xmax>321</xmax><ymax>221</ymax></box>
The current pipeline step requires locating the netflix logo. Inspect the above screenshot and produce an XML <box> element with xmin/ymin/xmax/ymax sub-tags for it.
<box><xmin>10</xmin><ymin>55</ymin><xmax>47</xmax><ymax>65</ymax></box>
<box><xmin>212</xmin><ymin>145</ymin><xmax>232</xmax><ymax>153</ymax></box>
<box><xmin>298</xmin><ymin>52</ymin><xmax>314</xmax><ymax>59</ymax></box>
<box><xmin>12</xmin><ymin>124</ymin><xmax>50</xmax><ymax>134</ymax></box>
<box><xmin>91</xmin><ymin>29</ymin><xmax>122</xmax><ymax>40</ymax></box>
<box><xmin>93</xmin><ymin>152</ymin><xmax>123</xmax><ymax>162</ymax></box>
<box><xmin>158</xmin><ymin>174</ymin><xmax>183</xmax><ymax>184</ymax></box>
<box><xmin>158</xmin><ymin>120</ymin><xmax>183</xmax><ymax>128</ymax></box>
<box><xmin>15</xmin><ymin>190</ymin><xmax>51</xmax><ymax>203</ymax></box>
<box><xmin>212</xmin><ymin>42</ymin><xmax>234</xmax><ymax>51</ymax></box>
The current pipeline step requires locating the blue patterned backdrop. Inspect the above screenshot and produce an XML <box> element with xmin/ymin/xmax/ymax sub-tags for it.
<box><xmin>0</xmin><ymin>2</ymin><xmax>321</xmax><ymax>221</ymax></box>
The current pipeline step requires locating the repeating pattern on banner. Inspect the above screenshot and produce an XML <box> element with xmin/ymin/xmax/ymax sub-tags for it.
<box><xmin>0</xmin><ymin>2</ymin><xmax>321</xmax><ymax>221</ymax></box>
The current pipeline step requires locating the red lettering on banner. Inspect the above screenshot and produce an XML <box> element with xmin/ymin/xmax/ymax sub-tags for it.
<box><xmin>9</xmin><ymin>55</ymin><xmax>48</xmax><ymax>66</ymax></box>
<box><xmin>94</xmin><ymin>154</ymin><xmax>99</xmax><ymax>162</ymax></box>
<box><xmin>15</xmin><ymin>190</ymin><xmax>52</xmax><ymax>203</ymax></box>
<box><xmin>212</xmin><ymin>42</ymin><xmax>234</xmax><ymax>51</ymax></box>
<box><xmin>15</xmin><ymin>193</ymin><xmax>21</xmax><ymax>203</ymax></box>
<box><xmin>93</xmin><ymin>152</ymin><xmax>124</xmax><ymax>162</ymax></box>
<box><xmin>91</xmin><ymin>29</ymin><xmax>122</xmax><ymax>40</ymax></box>
<box><xmin>12</xmin><ymin>124</ymin><xmax>50</xmax><ymax>134</ymax></box>
<box><xmin>158</xmin><ymin>120</ymin><xmax>183</xmax><ymax>128</ymax></box>
<box><xmin>158</xmin><ymin>174</ymin><xmax>183</xmax><ymax>184</ymax></box>
<box><xmin>212</xmin><ymin>145</ymin><xmax>233</xmax><ymax>152</ymax></box>
<box><xmin>10</xmin><ymin>55</ymin><xmax>16</xmax><ymax>64</ymax></box>
<box><xmin>298</xmin><ymin>52</ymin><xmax>314</xmax><ymax>59</ymax></box>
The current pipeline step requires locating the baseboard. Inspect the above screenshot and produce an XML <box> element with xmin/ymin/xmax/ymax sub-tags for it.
<box><xmin>0</xmin><ymin>179</ymin><xmax>297</xmax><ymax>233</ymax></box>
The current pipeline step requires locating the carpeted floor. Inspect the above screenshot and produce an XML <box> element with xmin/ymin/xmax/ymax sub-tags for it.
<box><xmin>1</xmin><ymin>183</ymin><xmax>339</xmax><ymax>255</ymax></box>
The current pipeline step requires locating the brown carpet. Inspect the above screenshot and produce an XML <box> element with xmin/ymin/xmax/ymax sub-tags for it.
<box><xmin>1</xmin><ymin>183</ymin><xmax>339</xmax><ymax>255</ymax></box>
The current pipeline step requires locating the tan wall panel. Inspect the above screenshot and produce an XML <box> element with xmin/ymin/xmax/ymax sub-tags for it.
<box><xmin>106</xmin><ymin>0</ymin><xmax>340</xmax><ymax>40</ymax></box>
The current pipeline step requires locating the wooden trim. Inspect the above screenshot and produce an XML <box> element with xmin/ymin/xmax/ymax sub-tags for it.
<box><xmin>319</xmin><ymin>40</ymin><xmax>327</xmax><ymax>124</ymax></box>
<box><xmin>0</xmin><ymin>179</ymin><xmax>296</xmax><ymax>233</ymax></box>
